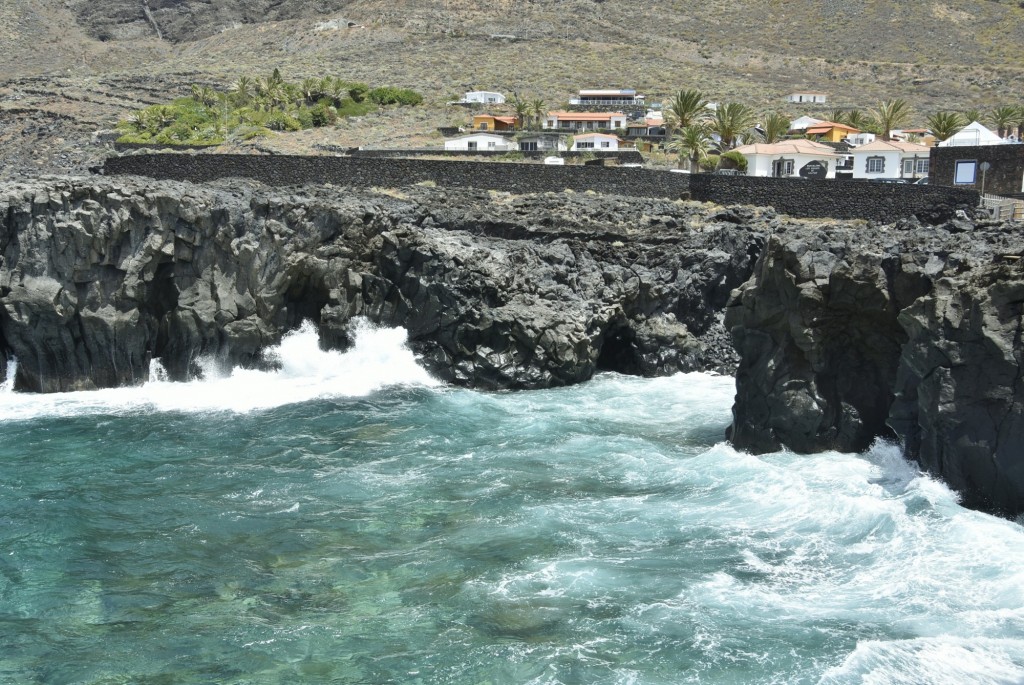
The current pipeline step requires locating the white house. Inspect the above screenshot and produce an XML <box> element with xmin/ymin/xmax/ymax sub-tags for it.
<box><xmin>570</xmin><ymin>89</ymin><xmax>644</xmax><ymax>106</ymax></box>
<box><xmin>517</xmin><ymin>133</ymin><xmax>568</xmax><ymax>152</ymax></box>
<box><xmin>849</xmin><ymin>140</ymin><xmax>931</xmax><ymax>180</ymax></box>
<box><xmin>732</xmin><ymin>139</ymin><xmax>840</xmax><ymax>178</ymax></box>
<box><xmin>459</xmin><ymin>91</ymin><xmax>505</xmax><ymax>105</ymax></box>
<box><xmin>544</xmin><ymin>111</ymin><xmax>628</xmax><ymax>131</ymax></box>
<box><xmin>570</xmin><ymin>133</ymin><xmax>623</xmax><ymax>151</ymax></box>
<box><xmin>845</xmin><ymin>132</ymin><xmax>877</xmax><ymax>146</ymax></box>
<box><xmin>788</xmin><ymin>115</ymin><xmax>824</xmax><ymax>134</ymax></box>
<box><xmin>787</xmin><ymin>92</ymin><xmax>827</xmax><ymax>104</ymax></box>
<box><xmin>444</xmin><ymin>133</ymin><xmax>514</xmax><ymax>152</ymax></box>
<box><xmin>938</xmin><ymin>121</ymin><xmax>1007</xmax><ymax>147</ymax></box>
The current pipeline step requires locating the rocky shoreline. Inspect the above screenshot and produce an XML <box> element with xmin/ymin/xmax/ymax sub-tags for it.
<box><xmin>726</xmin><ymin>218</ymin><xmax>1024</xmax><ymax>516</ymax></box>
<box><xmin>0</xmin><ymin>176</ymin><xmax>766</xmax><ymax>393</ymax></box>
<box><xmin>1</xmin><ymin>175</ymin><xmax>1022</xmax><ymax>516</ymax></box>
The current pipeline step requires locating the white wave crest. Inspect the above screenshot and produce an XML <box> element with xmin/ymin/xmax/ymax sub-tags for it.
<box><xmin>1</xmin><ymin>356</ymin><xmax>15</xmax><ymax>393</ymax></box>
<box><xmin>818</xmin><ymin>636</ymin><xmax>1024</xmax><ymax>685</ymax></box>
<box><xmin>0</xmin><ymin>319</ymin><xmax>438</xmax><ymax>420</ymax></box>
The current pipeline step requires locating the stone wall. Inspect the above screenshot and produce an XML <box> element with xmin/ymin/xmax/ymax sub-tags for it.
<box><xmin>930</xmin><ymin>144</ymin><xmax>1024</xmax><ymax>198</ymax></box>
<box><xmin>102</xmin><ymin>154</ymin><xmax>978</xmax><ymax>222</ymax></box>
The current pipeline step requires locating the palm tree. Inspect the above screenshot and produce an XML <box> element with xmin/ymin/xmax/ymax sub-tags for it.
<box><xmin>667</xmin><ymin>123</ymin><xmax>712</xmax><ymax>172</ymax></box>
<box><xmin>663</xmin><ymin>88</ymin><xmax>709</xmax><ymax>137</ymax></box>
<box><xmin>510</xmin><ymin>95</ymin><xmax>530</xmax><ymax>130</ymax></box>
<box><xmin>711</xmin><ymin>102</ymin><xmax>756</xmax><ymax>149</ymax></box>
<box><xmin>530</xmin><ymin>98</ymin><xmax>546</xmax><ymax>131</ymax></box>
<box><xmin>827</xmin><ymin>108</ymin><xmax>847</xmax><ymax>125</ymax></box>
<box><xmin>230</xmin><ymin>76</ymin><xmax>252</xmax><ymax>105</ymax></box>
<box><xmin>1014</xmin><ymin>105</ymin><xmax>1024</xmax><ymax>140</ymax></box>
<box><xmin>963</xmin><ymin>107</ymin><xmax>983</xmax><ymax>125</ymax></box>
<box><xmin>988</xmin><ymin>105</ymin><xmax>1018</xmax><ymax>138</ymax></box>
<box><xmin>761</xmin><ymin>112</ymin><xmax>790</xmax><ymax>143</ymax></box>
<box><xmin>925</xmin><ymin>111</ymin><xmax>965</xmax><ymax>142</ymax></box>
<box><xmin>871</xmin><ymin>99</ymin><xmax>912</xmax><ymax>140</ymax></box>
<box><xmin>844</xmin><ymin>109</ymin><xmax>868</xmax><ymax>131</ymax></box>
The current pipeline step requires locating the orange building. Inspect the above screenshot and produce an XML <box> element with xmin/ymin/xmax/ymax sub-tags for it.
<box><xmin>472</xmin><ymin>114</ymin><xmax>518</xmax><ymax>131</ymax></box>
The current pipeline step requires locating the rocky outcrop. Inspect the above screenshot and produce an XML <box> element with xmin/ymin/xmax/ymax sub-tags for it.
<box><xmin>726</xmin><ymin>217</ymin><xmax>1024</xmax><ymax>516</ymax></box>
<box><xmin>0</xmin><ymin>176</ymin><xmax>768</xmax><ymax>393</ymax></box>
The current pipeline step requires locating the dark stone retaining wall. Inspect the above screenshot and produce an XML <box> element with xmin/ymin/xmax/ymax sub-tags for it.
<box><xmin>102</xmin><ymin>154</ymin><xmax>978</xmax><ymax>222</ymax></box>
<box><xmin>931</xmin><ymin>144</ymin><xmax>1024</xmax><ymax>198</ymax></box>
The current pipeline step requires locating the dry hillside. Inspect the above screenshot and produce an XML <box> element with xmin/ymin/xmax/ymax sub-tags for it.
<box><xmin>1</xmin><ymin>0</ymin><xmax>1023</xmax><ymax>177</ymax></box>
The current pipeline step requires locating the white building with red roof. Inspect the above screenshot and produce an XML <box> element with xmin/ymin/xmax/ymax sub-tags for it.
<box><xmin>543</xmin><ymin>111</ymin><xmax>628</xmax><ymax>131</ymax></box>
<box><xmin>732</xmin><ymin>139</ymin><xmax>840</xmax><ymax>178</ymax></box>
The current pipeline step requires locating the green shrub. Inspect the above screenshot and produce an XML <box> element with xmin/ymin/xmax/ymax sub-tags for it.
<box><xmin>700</xmin><ymin>154</ymin><xmax>720</xmax><ymax>172</ymax></box>
<box><xmin>368</xmin><ymin>87</ymin><xmax>424</xmax><ymax>106</ymax></box>
<box><xmin>719</xmin><ymin>150</ymin><xmax>748</xmax><ymax>172</ymax></box>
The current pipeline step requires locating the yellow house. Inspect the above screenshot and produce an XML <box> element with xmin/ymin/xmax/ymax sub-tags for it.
<box><xmin>804</xmin><ymin>121</ymin><xmax>860</xmax><ymax>143</ymax></box>
<box><xmin>472</xmin><ymin>114</ymin><xmax>518</xmax><ymax>132</ymax></box>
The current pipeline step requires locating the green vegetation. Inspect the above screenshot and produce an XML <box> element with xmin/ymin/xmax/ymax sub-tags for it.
<box><xmin>116</xmin><ymin>69</ymin><xmax>422</xmax><ymax>146</ymax></box>
<box><xmin>666</xmin><ymin>123</ymin><xmax>712</xmax><ymax>172</ymax></box>
<box><xmin>926</xmin><ymin>111</ymin><xmax>965</xmax><ymax>141</ymax></box>
<box><xmin>719</xmin><ymin>150</ymin><xmax>749</xmax><ymax>172</ymax></box>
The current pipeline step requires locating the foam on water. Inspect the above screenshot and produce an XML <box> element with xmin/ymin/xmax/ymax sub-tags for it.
<box><xmin>2</xmin><ymin>343</ymin><xmax>1023</xmax><ymax>683</ymax></box>
<box><xmin>1</xmin><ymin>355</ymin><xmax>15</xmax><ymax>393</ymax></box>
<box><xmin>0</xmin><ymin>319</ymin><xmax>437</xmax><ymax>421</ymax></box>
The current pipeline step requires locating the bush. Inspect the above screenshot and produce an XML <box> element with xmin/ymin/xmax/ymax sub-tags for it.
<box><xmin>368</xmin><ymin>87</ymin><xmax>424</xmax><ymax>106</ymax></box>
<box><xmin>700</xmin><ymin>154</ymin><xmax>720</xmax><ymax>172</ymax></box>
<box><xmin>719</xmin><ymin>150</ymin><xmax>748</xmax><ymax>172</ymax></box>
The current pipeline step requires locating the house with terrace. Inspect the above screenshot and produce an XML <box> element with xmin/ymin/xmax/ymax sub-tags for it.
<box><xmin>543</xmin><ymin>111</ymin><xmax>628</xmax><ymax>132</ymax></box>
<box><xmin>849</xmin><ymin>140</ymin><xmax>931</xmax><ymax>181</ymax></box>
<box><xmin>570</xmin><ymin>89</ymin><xmax>644</xmax><ymax>107</ymax></box>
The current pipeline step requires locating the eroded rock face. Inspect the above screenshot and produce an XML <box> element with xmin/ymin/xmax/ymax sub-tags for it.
<box><xmin>0</xmin><ymin>176</ymin><xmax>769</xmax><ymax>393</ymax></box>
<box><xmin>726</xmin><ymin>219</ymin><xmax>1024</xmax><ymax>516</ymax></box>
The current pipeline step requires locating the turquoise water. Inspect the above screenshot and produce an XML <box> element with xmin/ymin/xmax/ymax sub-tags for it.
<box><xmin>1</xmin><ymin>323</ymin><xmax>1023</xmax><ymax>685</ymax></box>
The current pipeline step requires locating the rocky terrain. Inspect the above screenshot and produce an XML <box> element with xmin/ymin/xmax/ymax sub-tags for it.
<box><xmin>726</xmin><ymin>217</ymin><xmax>1024</xmax><ymax>516</ymax></box>
<box><xmin>2</xmin><ymin>173</ymin><xmax>1023</xmax><ymax>516</ymax></box>
<box><xmin>0</xmin><ymin>176</ymin><xmax>766</xmax><ymax>394</ymax></box>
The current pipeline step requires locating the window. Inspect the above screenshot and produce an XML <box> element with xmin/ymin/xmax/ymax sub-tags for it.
<box><xmin>902</xmin><ymin>159</ymin><xmax>914</xmax><ymax>175</ymax></box>
<box><xmin>478</xmin><ymin>123</ymin><xmax>488</xmax><ymax>130</ymax></box>
<box><xmin>488</xmin><ymin>141</ymin><xmax>496</xmax><ymax>149</ymax></box>
<box><xmin>954</xmin><ymin>160</ymin><xmax>977</xmax><ymax>184</ymax></box>
<box><xmin>866</xmin><ymin>156</ymin><xmax>885</xmax><ymax>174</ymax></box>
<box><xmin>772</xmin><ymin>158</ymin><xmax>794</xmax><ymax>177</ymax></box>
<box><xmin>576</xmin><ymin>141</ymin><xmax>595</xmax><ymax>149</ymax></box>
<box><xmin>520</xmin><ymin>141</ymin><xmax>538</xmax><ymax>151</ymax></box>
<box><xmin>916</xmin><ymin>159</ymin><xmax>929</xmax><ymax>174</ymax></box>
<box><xmin>601</xmin><ymin>141</ymin><xmax>610</xmax><ymax>148</ymax></box>
<box><xmin>467</xmin><ymin>142</ymin><xmax>477</xmax><ymax>150</ymax></box>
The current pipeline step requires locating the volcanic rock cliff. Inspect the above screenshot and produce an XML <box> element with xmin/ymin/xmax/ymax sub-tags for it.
<box><xmin>0</xmin><ymin>176</ymin><xmax>766</xmax><ymax>393</ymax></box>
<box><xmin>3</xmin><ymin>175</ymin><xmax>1023</xmax><ymax>517</ymax></box>
<box><xmin>726</xmin><ymin>218</ymin><xmax>1024</xmax><ymax>516</ymax></box>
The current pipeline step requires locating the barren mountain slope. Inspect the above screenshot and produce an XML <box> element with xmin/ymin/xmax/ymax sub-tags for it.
<box><xmin>1</xmin><ymin>0</ymin><xmax>1022</xmax><ymax>178</ymax></box>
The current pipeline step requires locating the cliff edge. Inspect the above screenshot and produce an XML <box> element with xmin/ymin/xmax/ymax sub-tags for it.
<box><xmin>0</xmin><ymin>176</ymin><xmax>766</xmax><ymax>393</ymax></box>
<box><xmin>726</xmin><ymin>217</ymin><xmax>1024</xmax><ymax>516</ymax></box>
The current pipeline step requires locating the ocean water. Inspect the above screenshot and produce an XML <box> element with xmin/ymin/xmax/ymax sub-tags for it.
<box><xmin>1</xmin><ymin>322</ymin><xmax>1023</xmax><ymax>685</ymax></box>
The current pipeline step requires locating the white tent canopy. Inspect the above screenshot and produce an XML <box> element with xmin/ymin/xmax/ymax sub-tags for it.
<box><xmin>938</xmin><ymin>121</ymin><xmax>1006</xmax><ymax>147</ymax></box>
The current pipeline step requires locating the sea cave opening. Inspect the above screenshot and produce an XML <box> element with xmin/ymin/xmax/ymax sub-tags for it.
<box><xmin>596</xmin><ymin>324</ymin><xmax>643</xmax><ymax>376</ymax></box>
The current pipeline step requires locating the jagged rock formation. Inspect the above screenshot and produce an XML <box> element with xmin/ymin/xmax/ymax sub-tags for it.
<box><xmin>0</xmin><ymin>176</ymin><xmax>767</xmax><ymax>393</ymax></box>
<box><xmin>726</xmin><ymin>218</ymin><xmax>1024</xmax><ymax>516</ymax></box>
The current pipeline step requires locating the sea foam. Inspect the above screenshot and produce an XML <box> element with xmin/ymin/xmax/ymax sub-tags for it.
<box><xmin>0</xmin><ymin>319</ymin><xmax>437</xmax><ymax>421</ymax></box>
